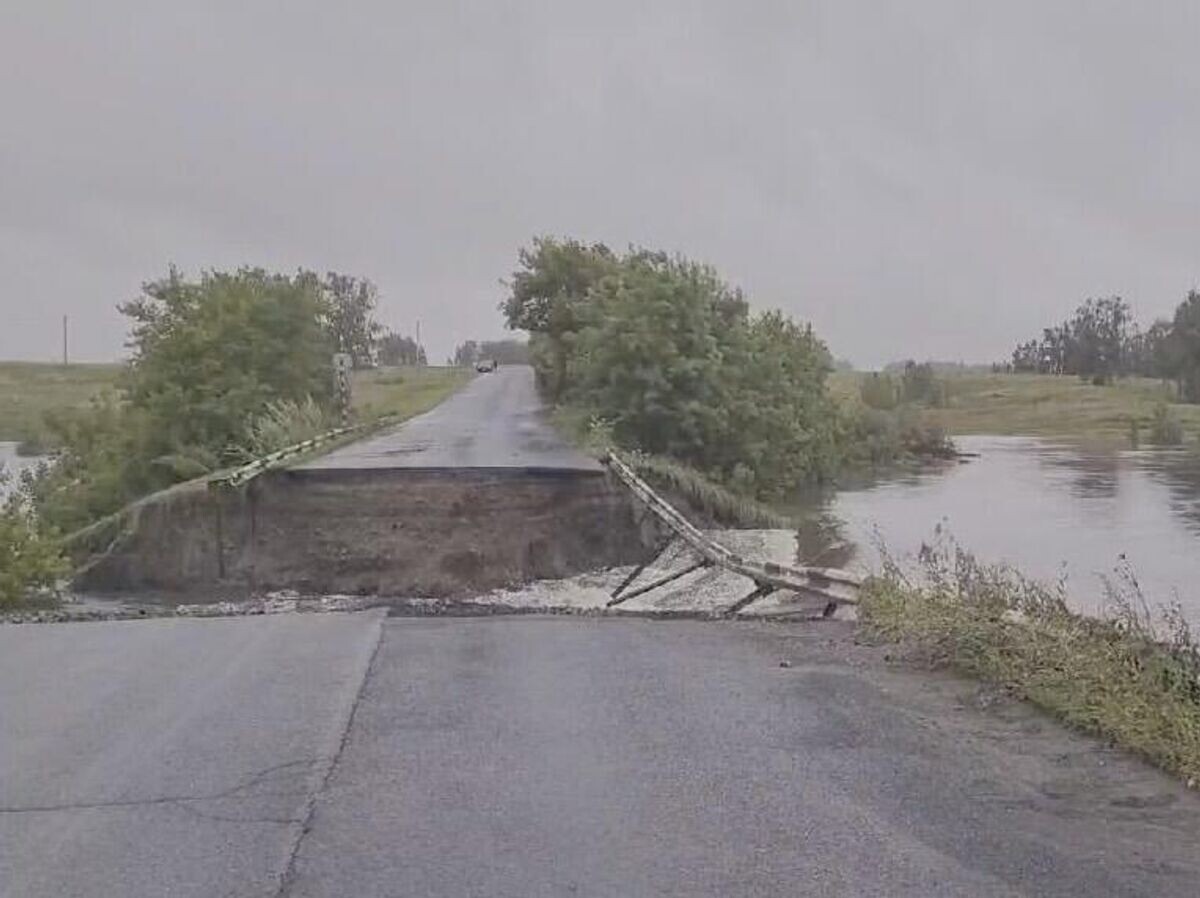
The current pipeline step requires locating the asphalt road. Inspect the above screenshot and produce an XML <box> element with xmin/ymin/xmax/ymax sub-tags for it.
<box><xmin>0</xmin><ymin>613</ymin><xmax>385</xmax><ymax>898</ymax></box>
<box><xmin>301</xmin><ymin>365</ymin><xmax>601</xmax><ymax>471</ymax></box>
<box><xmin>8</xmin><ymin>614</ymin><xmax>1196</xmax><ymax>897</ymax></box>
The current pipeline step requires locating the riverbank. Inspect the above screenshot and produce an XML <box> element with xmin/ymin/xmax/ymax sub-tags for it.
<box><xmin>860</xmin><ymin>541</ymin><xmax>1200</xmax><ymax>784</ymax></box>
<box><xmin>868</xmin><ymin>371</ymin><xmax>1200</xmax><ymax>447</ymax></box>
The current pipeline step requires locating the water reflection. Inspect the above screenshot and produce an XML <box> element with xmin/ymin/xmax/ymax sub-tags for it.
<box><xmin>789</xmin><ymin>436</ymin><xmax>1200</xmax><ymax>624</ymax></box>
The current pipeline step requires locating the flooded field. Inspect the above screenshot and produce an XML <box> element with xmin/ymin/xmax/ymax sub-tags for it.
<box><xmin>794</xmin><ymin>435</ymin><xmax>1200</xmax><ymax>623</ymax></box>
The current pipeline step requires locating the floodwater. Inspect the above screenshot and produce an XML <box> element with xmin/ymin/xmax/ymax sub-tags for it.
<box><xmin>0</xmin><ymin>442</ymin><xmax>45</xmax><ymax>500</ymax></box>
<box><xmin>793</xmin><ymin>435</ymin><xmax>1200</xmax><ymax>624</ymax></box>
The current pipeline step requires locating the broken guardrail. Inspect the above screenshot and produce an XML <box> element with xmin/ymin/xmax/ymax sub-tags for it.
<box><xmin>208</xmin><ymin>424</ymin><xmax>362</xmax><ymax>489</ymax></box>
<box><xmin>603</xmin><ymin>450</ymin><xmax>862</xmax><ymax>616</ymax></box>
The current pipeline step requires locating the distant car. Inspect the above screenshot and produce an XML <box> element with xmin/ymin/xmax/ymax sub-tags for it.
<box><xmin>475</xmin><ymin>359</ymin><xmax>498</xmax><ymax>373</ymax></box>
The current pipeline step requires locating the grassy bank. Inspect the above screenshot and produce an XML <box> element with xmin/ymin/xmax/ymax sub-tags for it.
<box><xmin>0</xmin><ymin>361</ymin><xmax>470</xmax><ymax>448</ymax></box>
<box><xmin>830</xmin><ymin>370</ymin><xmax>1200</xmax><ymax>446</ymax></box>
<box><xmin>351</xmin><ymin>365</ymin><xmax>473</xmax><ymax>421</ymax></box>
<box><xmin>0</xmin><ymin>362</ymin><xmax>121</xmax><ymax>444</ymax></box>
<box><xmin>861</xmin><ymin>544</ymin><xmax>1200</xmax><ymax>783</ymax></box>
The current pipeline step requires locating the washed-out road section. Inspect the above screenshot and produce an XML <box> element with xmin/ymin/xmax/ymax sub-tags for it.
<box><xmin>78</xmin><ymin>366</ymin><xmax>636</xmax><ymax>598</ymax></box>
<box><xmin>5</xmin><ymin>614</ymin><xmax>1199</xmax><ymax>897</ymax></box>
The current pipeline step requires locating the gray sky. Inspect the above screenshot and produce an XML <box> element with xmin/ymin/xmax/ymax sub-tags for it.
<box><xmin>3</xmin><ymin>1</ymin><xmax>1199</xmax><ymax>368</ymax></box>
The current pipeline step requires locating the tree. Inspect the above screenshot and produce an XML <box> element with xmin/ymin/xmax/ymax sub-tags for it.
<box><xmin>451</xmin><ymin>339</ymin><xmax>530</xmax><ymax>366</ymax></box>
<box><xmin>1066</xmin><ymin>297</ymin><xmax>1131</xmax><ymax>383</ymax></box>
<box><xmin>121</xmin><ymin>268</ymin><xmax>333</xmax><ymax>453</ymax></box>
<box><xmin>30</xmin><ymin>267</ymin><xmax>335</xmax><ymax>532</ymax></box>
<box><xmin>500</xmin><ymin>237</ymin><xmax>618</xmax><ymax>398</ymax></box>
<box><xmin>318</xmin><ymin>272</ymin><xmax>383</xmax><ymax>368</ymax></box>
<box><xmin>377</xmin><ymin>331</ymin><xmax>424</xmax><ymax>366</ymax></box>
<box><xmin>1169</xmin><ymin>291</ymin><xmax>1200</xmax><ymax>402</ymax></box>
<box><xmin>534</xmin><ymin>248</ymin><xmax>835</xmax><ymax>495</ymax></box>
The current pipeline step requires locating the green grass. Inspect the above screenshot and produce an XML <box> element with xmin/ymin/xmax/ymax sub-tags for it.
<box><xmin>832</xmin><ymin>370</ymin><xmax>1200</xmax><ymax>447</ymax></box>
<box><xmin>351</xmin><ymin>365</ymin><xmax>473</xmax><ymax>422</ymax></box>
<box><xmin>0</xmin><ymin>362</ymin><xmax>471</xmax><ymax>450</ymax></box>
<box><xmin>861</xmin><ymin>543</ymin><xmax>1200</xmax><ymax>784</ymax></box>
<box><xmin>0</xmin><ymin>362</ymin><xmax>121</xmax><ymax>444</ymax></box>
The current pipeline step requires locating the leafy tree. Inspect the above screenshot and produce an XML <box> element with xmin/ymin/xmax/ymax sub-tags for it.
<box><xmin>451</xmin><ymin>339</ymin><xmax>530</xmax><ymax>366</ymax></box>
<box><xmin>121</xmin><ymin>268</ymin><xmax>333</xmax><ymax>452</ymax></box>
<box><xmin>508</xmin><ymin>243</ymin><xmax>839</xmax><ymax>496</ymax></box>
<box><xmin>501</xmin><ymin>237</ymin><xmax>618</xmax><ymax>398</ymax></box>
<box><xmin>1170</xmin><ymin>291</ymin><xmax>1200</xmax><ymax>402</ymax></box>
<box><xmin>452</xmin><ymin>340</ymin><xmax>480</xmax><ymax>367</ymax></box>
<box><xmin>29</xmin><ymin>268</ymin><xmax>335</xmax><ymax>532</ymax></box>
<box><xmin>317</xmin><ymin>272</ymin><xmax>383</xmax><ymax>367</ymax></box>
<box><xmin>1067</xmin><ymin>297</ymin><xmax>1131</xmax><ymax>383</ymax></box>
<box><xmin>377</xmin><ymin>331</ymin><xmax>425</xmax><ymax>366</ymax></box>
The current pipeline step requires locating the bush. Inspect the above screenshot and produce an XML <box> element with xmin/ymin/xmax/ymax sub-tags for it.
<box><xmin>505</xmin><ymin>241</ymin><xmax>839</xmax><ymax>497</ymax></box>
<box><xmin>900</xmin><ymin>361</ymin><xmax>947</xmax><ymax>406</ymax></box>
<box><xmin>861</xmin><ymin>537</ymin><xmax>1200</xmax><ymax>783</ymax></box>
<box><xmin>237</xmin><ymin>397</ymin><xmax>333</xmax><ymax>461</ymax></box>
<box><xmin>859</xmin><ymin>373</ymin><xmax>899</xmax><ymax>410</ymax></box>
<box><xmin>838</xmin><ymin>405</ymin><xmax>955</xmax><ymax>467</ymax></box>
<box><xmin>27</xmin><ymin>268</ymin><xmax>338</xmax><ymax>533</ymax></box>
<box><xmin>1149</xmin><ymin>402</ymin><xmax>1184</xmax><ymax>446</ymax></box>
<box><xmin>0</xmin><ymin>471</ymin><xmax>67</xmax><ymax>606</ymax></box>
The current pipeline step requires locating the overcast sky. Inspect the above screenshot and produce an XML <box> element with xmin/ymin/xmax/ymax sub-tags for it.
<box><xmin>3</xmin><ymin>1</ymin><xmax>1199</xmax><ymax>367</ymax></box>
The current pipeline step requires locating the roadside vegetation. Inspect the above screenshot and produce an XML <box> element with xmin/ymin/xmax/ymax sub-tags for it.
<box><xmin>0</xmin><ymin>362</ymin><xmax>120</xmax><ymax>451</ymax></box>
<box><xmin>861</xmin><ymin>538</ymin><xmax>1200</xmax><ymax>784</ymax></box>
<box><xmin>2</xmin><ymin>266</ymin><xmax>461</xmax><ymax>604</ymax></box>
<box><xmin>831</xmin><ymin>370</ymin><xmax>1200</xmax><ymax>447</ymax></box>
<box><xmin>503</xmin><ymin>237</ymin><xmax>951</xmax><ymax>511</ymax></box>
<box><xmin>0</xmin><ymin>471</ymin><xmax>67</xmax><ymax>607</ymax></box>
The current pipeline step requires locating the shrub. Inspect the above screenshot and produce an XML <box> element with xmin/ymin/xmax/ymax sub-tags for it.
<box><xmin>505</xmin><ymin>241</ymin><xmax>840</xmax><ymax>496</ymax></box>
<box><xmin>1148</xmin><ymin>403</ymin><xmax>1184</xmax><ymax>446</ymax></box>
<box><xmin>0</xmin><ymin>470</ymin><xmax>67</xmax><ymax>606</ymax></box>
<box><xmin>237</xmin><ymin>396</ymin><xmax>333</xmax><ymax>461</ymax></box>
<box><xmin>861</xmin><ymin>537</ymin><xmax>1200</xmax><ymax>782</ymax></box>
<box><xmin>859</xmin><ymin>373</ymin><xmax>899</xmax><ymax>410</ymax></box>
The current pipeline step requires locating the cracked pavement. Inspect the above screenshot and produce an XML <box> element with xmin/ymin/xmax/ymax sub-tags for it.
<box><xmin>0</xmin><ymin>613</ymin><xmax>384</xmax><ymax>898</ymax></box>
<box><xmin>5</xmin><ymin>614</ymin><xmax>1200</xmax><ymax>897</ymax></box>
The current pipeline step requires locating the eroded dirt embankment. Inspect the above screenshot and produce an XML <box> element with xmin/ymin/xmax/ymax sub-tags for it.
<box><xmin>75</xmin><ymin>468</ymin><xmax>658</xmax><ymax>601</ymax></box>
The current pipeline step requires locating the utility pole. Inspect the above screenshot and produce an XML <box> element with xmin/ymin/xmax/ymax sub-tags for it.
<box><xmin>62</xmin><ymin>315</ymin><xmax>69</xmax><ymax>367</ymax></box>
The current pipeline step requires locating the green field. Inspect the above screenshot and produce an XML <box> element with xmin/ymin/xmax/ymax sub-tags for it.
<box><xmin>0</xmin><ymin>362</ymin><xmax>471</xmax><ymax>447</ymax></box>
<box><xmin>831</xmin><ymin>370</ymin><xmax>1200</xmax><ymax>446</ymax></box>
<box><xmin>351</xmin><ymin>366</ymin><xmax>473</xmax><ymax>421</ymax></box>
<box><xmin>0</xmin><ymin>362</ymin><xmax>122</xmax><ymax>443</ymax></box>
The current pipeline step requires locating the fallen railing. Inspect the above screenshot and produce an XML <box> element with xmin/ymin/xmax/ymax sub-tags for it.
<box><xmin>603</xmin><ymin>450</ymin><xmax>862</xmax><ymax>616</ymax></box>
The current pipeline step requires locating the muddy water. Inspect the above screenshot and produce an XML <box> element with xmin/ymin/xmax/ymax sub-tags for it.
<box><xmin>792</xmin><ymin>435</ymin><xmax>1200</xmax><ymax>623</ymax></box>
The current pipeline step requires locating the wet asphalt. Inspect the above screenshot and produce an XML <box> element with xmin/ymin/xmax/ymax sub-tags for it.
<box><xmin>8</xmin><ymin>614</ymin><xmax>1199</xmax><ymax>897</ymax></box>
<box><xmin>299</xmin><ymin>365</ymin><xmax>601</xmax><ymax>471</ymax></box>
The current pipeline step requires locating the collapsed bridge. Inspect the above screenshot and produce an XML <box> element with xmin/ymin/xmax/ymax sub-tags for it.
<box><xmin>74</xmin><ymin>366</ymin><xmax>859</xmax><ymax>615</ymax></box>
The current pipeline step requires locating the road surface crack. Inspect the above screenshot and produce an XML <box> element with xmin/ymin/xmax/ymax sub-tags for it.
<box><xmin>274</xmin><ymin>612</ymin><xmax>387</xmax><ymax>897</ymax></box>
<box><xmin>0</xmin><ymin>758</ymin><xmax>326</xmax><ymax>820</ymax></box>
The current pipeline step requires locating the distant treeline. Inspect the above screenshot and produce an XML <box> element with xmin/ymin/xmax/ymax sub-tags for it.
<box><xmin>449</xmin><ymin>339</ymin><xmax>530</xmax><ymax>367</ymax></box>
<box><xmin>1011</xmin><ymin>293</ymin><xmax>1200</xmax><ymax>401</ymax></box>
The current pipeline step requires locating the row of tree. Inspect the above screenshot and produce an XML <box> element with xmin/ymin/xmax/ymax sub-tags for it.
<box><xmin>502</xmin><ymin>238</ymin><xmax>842</xmax><ymax>496</ymax></box>
<box><xmin>449</xmin><ymin>339</ymin><xmax>530</xmax><ymax>367</ymax></box>
<box><xmin>1011</xmin><ymin>293</ymin><xmax>1200</xmax><ymax>400</ymax></box>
